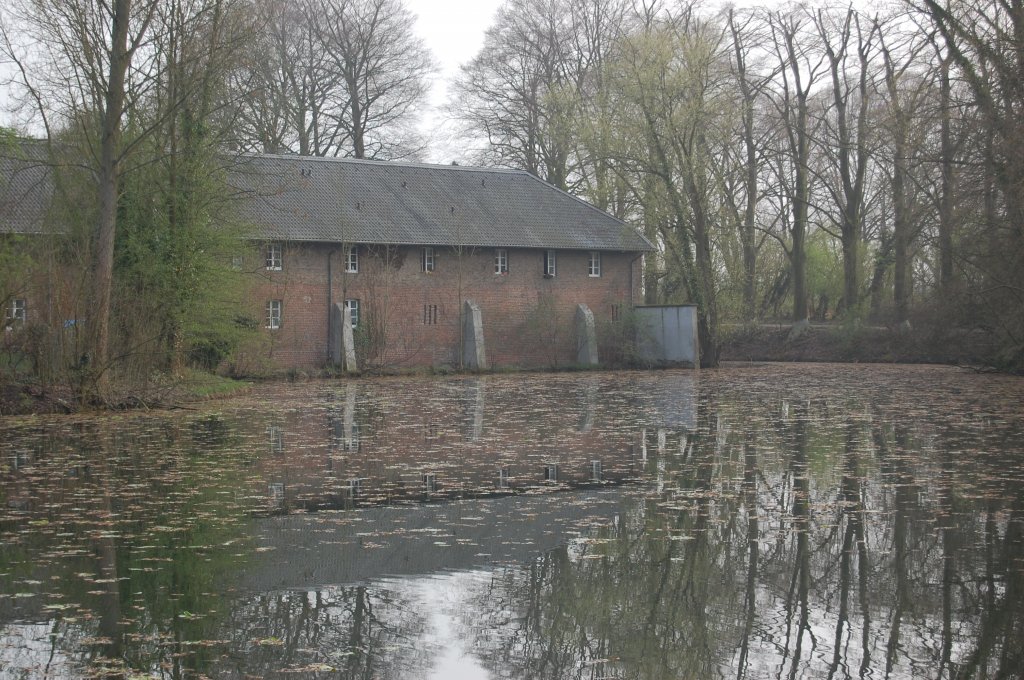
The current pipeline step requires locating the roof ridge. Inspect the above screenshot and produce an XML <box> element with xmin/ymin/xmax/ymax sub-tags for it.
<box><xmin>243</xmin><ymin>153</ymin><xmax>531</xmax><ymax>176</ymax></box>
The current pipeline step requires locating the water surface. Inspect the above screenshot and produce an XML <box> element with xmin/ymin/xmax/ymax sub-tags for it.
<box><xmin>1</xmin><ymin>364</ymin><xmax>1022</xmax><ymax>678</ymax></box>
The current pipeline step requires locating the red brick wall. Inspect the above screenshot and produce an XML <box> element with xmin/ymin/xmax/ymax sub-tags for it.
<box><xmin>248</xmin><ymin>242</ymin><xmax>643</xmax><ymax>371</ymax></box>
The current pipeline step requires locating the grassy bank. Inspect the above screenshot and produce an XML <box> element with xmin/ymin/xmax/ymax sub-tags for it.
<box><xmin>0</xmin><ymin>369</ymin><xmax>253</xmax><ymax>416</ymax></box>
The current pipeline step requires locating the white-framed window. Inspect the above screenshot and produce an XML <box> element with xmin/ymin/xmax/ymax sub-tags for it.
<box><xmin>343</xmin><ymin>423</ymin><xmax>361</xmax><ymax>452</ymax></box>
<box><xmin>591</xmin><ymin>460</ymin><xmax>602</xmax><ymax>481</ymax></box>
<box><xmin>498</xmin><ymin>466</ymin><xmax>510</xmax><ymax>489</ymax></box>
<box><xmin>494</xmin><ymin>248</ymin><xmax>508</xmax><ymax>274</ymax></box>
<box><xmin>422</xmin><ymin>247</ymin><xmax>435</xmax><ymax>272</ymax></box>
<box><xmin>266</xmin><ymin>300</ymin><xmax>282</xmax><ymax>329</ymax></box>
<box><xmin>8</xmin><ymin>299</ymin><xmax>27</xmax><ymax>323</ymax></box>
<box><xmin>268</xmin><ymin>425</ymin><xmax>284</xmax><ymax>454</ymax></box>
<box><xmin>345</xmin><ymin>299</ymin><xmax>360</xmax><ymax>329</ymax></box>
<box><xmin>345</xmin><ymin>246</ymin><xmax>359</xmax><ymax>273</ymax></box>
<box><xmin>231</xmin><ymin>255</ymin><xmax>244</xmax><ymax>271</ymax></box>
<box><xmin>588</xmin><ymin>251</ymin><xmax>602</xmax><ymax>277</ymax></box>
<box><xmin>544</xmin><ymin>250</ymin><xmax>556</xmax><ymax>277</ymax></box>
<box><xmin>544</xmin><ymin>463</ymin><xmax>558</xmax><ymax>482</ymax></box>
<box><xmin>265</xmin><ymin>243</ymin><xmax>282</xmax><ymax>270</ymax></box>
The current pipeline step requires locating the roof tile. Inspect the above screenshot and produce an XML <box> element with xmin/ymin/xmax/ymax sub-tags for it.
<box><xmin>229</xmin><ymin>154</ymin><xmax>654</xmax><ymax>252</ymax></box>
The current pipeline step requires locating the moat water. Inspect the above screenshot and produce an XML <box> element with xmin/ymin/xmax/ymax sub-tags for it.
<box><xmin>2</xmin><ymin>364</ymin><xmax>1023</xmax><ymax>679</ymax></box>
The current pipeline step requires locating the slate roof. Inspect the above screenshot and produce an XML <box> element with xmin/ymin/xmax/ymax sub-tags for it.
<box><xmin>0</xmin><ymin>145</ymin><xmax>55</xmax><ymax>235</ymax></box>
<box><xmin>229</xmin><ymin>154</ymin><xmax>654</xmax><ymax>252</ymax></box>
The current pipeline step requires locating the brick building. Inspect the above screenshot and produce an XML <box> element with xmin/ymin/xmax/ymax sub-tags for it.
<box><xmin>2</xmin><ymin>150</ymin><xmax>654</xmax><ymax>372</ymax></box>
<box><xmin>232</xmin><ymin>154</ymin><xmax>654</xmax><ymax>371</ymax></box>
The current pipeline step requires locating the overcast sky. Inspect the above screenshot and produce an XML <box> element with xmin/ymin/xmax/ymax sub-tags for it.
<box><xmin>403</xmin><ymin>0</ymin><xmax>507</xmax><ymax>163</ymax></box>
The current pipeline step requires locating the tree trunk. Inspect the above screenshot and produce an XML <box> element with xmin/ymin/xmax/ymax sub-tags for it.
<box><xmin>890</xmin><ymin>102</ymin><xmax>911</xmax><ymax>323</ymax></box>
<box><xmin>348</xmin><ymin>77</ymin><xmax>365</xmax><ymax>159</ymax></box>
<box><xmin>729</xmin><ymin>10</ymin><xmax>759</xmax><ymax>323</ymax></box>
<box><xmin>937</xmin><ymin>55</ymin><xmax>955</xmax><ymax>295</ymax></box>
<box><xmin>841</xmin><ymin>230</ymin><xmax>859</xmax><ymax>314</ymax></box>
<box><xmin>90</xmin><ymin>0</ymin><xmax>134</xmax><ymax>397</ymax></box>
<box><xmin>791</xmin><ymin>183</ymin><xmax>809</xmax><ymax>322</ymax></box>
<box><xmin>741</xmin><ymin>135</ymin><xmax>758</xmax><ymax>323</ymax></box>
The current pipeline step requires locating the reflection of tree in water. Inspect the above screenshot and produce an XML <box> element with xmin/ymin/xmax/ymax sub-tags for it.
<box><xmin>209</xmin><ymin>584</ymin><xmax>427</xmax><ymax>678</ymax></box>
<box><xmin>444</xmin><ymin>392</ymin><xmax>1024</xmax><ymax>679</ymax></box>
<box><xmin>0</xmin><ymin>415</ymin><xmax>263</xmax><ymax>677</ymax></box>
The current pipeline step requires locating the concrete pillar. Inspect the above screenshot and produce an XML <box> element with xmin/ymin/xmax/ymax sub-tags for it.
<box><xmin>330</xmin><ymin>302</ymin><xmax>358</xmax><ymax>373</ymax></box>
<box><xmin>575</xmin><ymin>304</ymin><xmax>599</xmax><ymax>366</ymax></box>
<box><xmin>462</xmin><ymin>300</ymin><xmax>487</xmax><ymax>370</ymax></box>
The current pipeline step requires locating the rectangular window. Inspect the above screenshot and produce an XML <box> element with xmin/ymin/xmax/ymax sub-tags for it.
<box><xmin>265</xmin><ymin>300</ymin><xmax>282</xmax><ymax>329</ymax></box>
<box><xmin>422</xmin><ymin>247</ymin><xmax>435</xmax><ymax>272</ymax></box>
<box><xmin>423</xmin><ymin>473</ymin><xmax>437</xmax><ymax>493</ymax></box>
<box><xmin>423</xmin><ymin>304</ymin><xmax>438</xmax><ymax>325</ymax></box>
<box><xmin>544</xmin><ymin>250</ymin><xmax>556</xmax><ymax>277</ymax></box>
<box><xmin>265</xmin><ymin>243</ymin><xmax>282</xmax><ymax>270</ymax></box>
<box><xmin>8</xmin><ymin>299</ymin><xmax>26</xmax><ymax>323</ymax></box>
<box><xmin>345</xmin><ymin>246</ymin><xmax>359</xmax><ymax>273</ymax></box>
<box><xmin>544</xmin><ymin>463</ymin><xmax>558</xmax><ymax>482</ymax></box>
<box><xmin>231</xmin><ymin>255</ymin><xmax>244</xmax><ymax>271</ymax></box>
<box><xmin>611</xmin><ymin>304</ymin><xmax>621</xmax><ymax>322</ymax></box>
<box><xmin>588</xmin><ymin>251</ymin><xmax>602</xmax><ymax>277</ymax></box>
<box><xmin>498</xmin><ymin>466</ymin><xmax>510</xmax><ymax>489</ymax></box>
<box><xmin>345</xmin><ymin>299</ymin><xmax>360</xmax><ymax>329</ymax></box>
<box><xmin>494</xmin><ymin>248</ymin><xmax>508</xmax><ymax>274</ymax></box>
<box><xmin>268</xmin><ymin>425</ymin><xmax>284</xmax><ymax>454</ymax></box>
<box><xmin>591</xmin><ymin>460</ymin><xmax>603</xmax><ymax>481</ymax></box>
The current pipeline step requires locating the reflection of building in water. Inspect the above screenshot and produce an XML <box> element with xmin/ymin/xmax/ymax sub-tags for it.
<box><xmin>252</xmin><ymin>375</ymin><xmax>698</xmax><ymax>512</ymax></box>
<box><xmin>576</xmin><ymin>376</ymin><xmax>599</xmax><ymax>433</ymax></box>
<box><xmin>328</xmin><ymin>382</ymin><xmax>360</xmax><ymax>453</ymax></box>
<box><xmin>462</xmin><ymin>378</ymin><xmax>486</xmax><ymax>441</ymax></box>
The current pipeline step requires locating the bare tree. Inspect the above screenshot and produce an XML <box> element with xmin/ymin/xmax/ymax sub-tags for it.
<box><xmin>876</xmin><ymin>15</ymin><xmax>932</xmax><ymax>323</ymax></box>
<box><xmin>226</xmin><ymin>0</ymin><xmax>433</xmax><ymax>159</ymax></box>
<box><xmin>912</xmin><ymin>0</ymin><xmax>1024</xmax><ymax>364</ymax></box>
<box><xmin>228</xmin><ymin>0</ymin><xmax>347</xmax><ymax>155</ymax></box>
<box><xmin>603</xmin><ymin>4</ymin><xmax>734</xmax><ymax>366</ymax></box>
<box><xmin>313</xmin><ymin>0</ymin><xmax>434</xmax><ymax>159</ymax></box>
<box><xmin>813</xmin><ymin>7</ymin><xmax>879</xmax><ymax>316</ymax></box>
<box><xmin>1</xmin><ymin>0</ymin><xmax>159</xmax><ymax>395</ymax></box>
<box><xmin>451</xmin><ymin>0</ymin><xmax>625</xmax><ymax>189</ymax></box>
<box><xmin>726</xmin><ymin>8</ymin><xmax>774</xmax><ymax>322</ymax></box>
<box><xmin>765</xmin><ymin>7</ymin><xmax>825</xmax><ymax>324</ymax></box>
